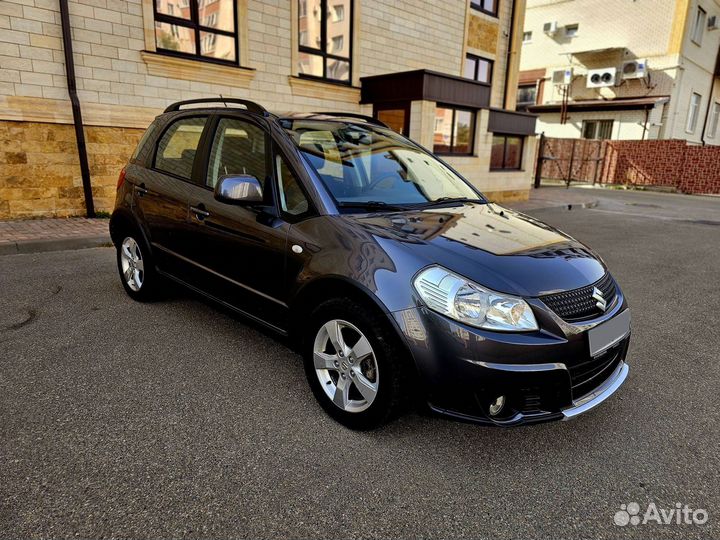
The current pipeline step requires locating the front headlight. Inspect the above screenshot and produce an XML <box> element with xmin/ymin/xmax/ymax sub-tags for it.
<box><xmin>413</xmin><ymin>266</ymin><xmax>538</xmax><ymax>331</ymax></box>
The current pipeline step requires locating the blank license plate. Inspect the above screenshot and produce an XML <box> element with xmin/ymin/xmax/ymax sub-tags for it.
<box><xmin>588</xmin><ymin>309</ymin><xmax>631</xmax><ymax>357</ymax></box>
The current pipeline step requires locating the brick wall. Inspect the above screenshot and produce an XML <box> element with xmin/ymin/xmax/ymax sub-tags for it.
<box><xmin>0</xmin><ymin>120</ymin><xmax>143</xmax><ymax>218</ymax></box>
<box><xmin>600</xmin><ymin>139</ymin><xmax>720</xmax><ymax>194</ymax></box>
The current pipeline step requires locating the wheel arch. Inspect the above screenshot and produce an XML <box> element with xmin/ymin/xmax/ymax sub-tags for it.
<box><xmin>109</xmin><ymin>208</ymin><xmax>152</xmax><ymax>255</ymax></box>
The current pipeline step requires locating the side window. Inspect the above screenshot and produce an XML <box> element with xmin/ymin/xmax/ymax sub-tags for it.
<box><xmin>207</xmin><ymin>118</ymin><xmax>268</xmax><ymax>190</ymax></box>
<box><xmin>276</xmin><ymin>154</ymin><xmax>310</xmax><ymax>216</ymax></box>
<box><xmin>154</xmin><ymin>116</ymin><xmax>207</xmax><ymax>179</ymax></box>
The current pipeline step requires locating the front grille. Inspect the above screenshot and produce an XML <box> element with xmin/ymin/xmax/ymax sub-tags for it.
<box><xmin>540</xmin><ymin>273</ymin><xmax>617</xmax><ymax>322</ymax></box>
<box><xmin>568</xmin><ymin>343</ymin><xmax>623</xmax><ymax>399</ymax></box>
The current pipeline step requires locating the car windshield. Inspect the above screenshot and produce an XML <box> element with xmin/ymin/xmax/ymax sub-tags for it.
<box><xmin>280</xmin><ymin>119</ymin><xmax>483</xmax><ymax>209</ymax></box>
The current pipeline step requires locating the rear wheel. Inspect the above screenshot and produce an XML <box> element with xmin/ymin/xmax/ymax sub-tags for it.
<box><xmin>303</xmin><ymin>298</ymin><xmax>409</xmax><ymax>429</ymax></box>
<box><xmin>116</xmin><ymin>232</ymin><xmax>159</xmax><ymax>301</ymax></box>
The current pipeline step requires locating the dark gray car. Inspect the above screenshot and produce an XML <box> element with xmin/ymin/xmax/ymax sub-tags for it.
<box><xmin>110</xmin><ymin>98</ymin><xmax>630</xmax><ymax>430</ymax></box>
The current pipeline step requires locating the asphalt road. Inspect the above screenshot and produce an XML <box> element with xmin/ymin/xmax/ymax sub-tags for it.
<box><xmin>1</xmin><ymin>189</ymin><xmax>719</xmax><ymax>539</ymax></box>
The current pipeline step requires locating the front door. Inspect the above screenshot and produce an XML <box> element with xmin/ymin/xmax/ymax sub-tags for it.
<box><xmin>184</xmin><ymin>115</ymin><xmax>290</xmax><ymax>330</ymax></box>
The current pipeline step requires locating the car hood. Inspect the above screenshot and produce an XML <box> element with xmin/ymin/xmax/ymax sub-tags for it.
<box><xmin>343</xmin><ymin>202</ymin><xmax>606</xmax><ymax>297</ymax></box>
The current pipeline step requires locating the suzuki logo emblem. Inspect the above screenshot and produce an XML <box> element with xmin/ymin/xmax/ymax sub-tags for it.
<box><xmin>592</xmin><ymin>287</ymin><xmax>607</xmax><ymax>312</ymax></box>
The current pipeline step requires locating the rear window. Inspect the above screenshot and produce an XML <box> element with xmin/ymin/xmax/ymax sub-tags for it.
<box><xmin>154</xmin><ymin>116</ymin><xmax>208</xmax><ymax>179</ymax></box>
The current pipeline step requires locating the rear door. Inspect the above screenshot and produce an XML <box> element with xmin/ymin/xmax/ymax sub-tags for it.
<box><xmin>133</xmin><ymin>114</ymin><xmax>209</xmax><ymax>276</ymax></box>
<box><xmin>182</xmin><ymin>114</ymin><xmax>292</xmax><ymax>330</ymax></box>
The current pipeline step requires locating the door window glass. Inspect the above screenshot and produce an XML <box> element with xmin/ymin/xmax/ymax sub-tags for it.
<box><xmin>276</xmin><ymin>155</ymin><xmax>310</xmax><ymax>216</ymax></box>
<box><xmin>155</xmin><ymin>116</ymin><xmax>208</xmax><ymax>179</ymax></box>
<box><xmin>207</xmin><ymin>118</ymin><xmax>268</xmax><ymax>190</ymax></box>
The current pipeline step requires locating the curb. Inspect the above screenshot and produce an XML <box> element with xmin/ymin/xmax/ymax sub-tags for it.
<box><xmin>0</xmin><ymin>234</ymin><xmax>112</xmax><ymax>256</ymax></box>
<box><xmin>508</xmin><ymin>199</ymin><xmax>599</xmax><ymax>212</ymax></box>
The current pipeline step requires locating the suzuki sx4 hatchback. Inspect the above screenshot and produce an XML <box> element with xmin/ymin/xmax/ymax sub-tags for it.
<box><xmin>111</xmin><ymin>99</ymin><xmax>630</xmax><ymax>430</ymax></box>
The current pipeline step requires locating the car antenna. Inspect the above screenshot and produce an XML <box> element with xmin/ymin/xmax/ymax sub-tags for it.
<box><xmin>219</xmin><ymin>94</ymin><xmax>228</xmax><ymax>107</ymax></box>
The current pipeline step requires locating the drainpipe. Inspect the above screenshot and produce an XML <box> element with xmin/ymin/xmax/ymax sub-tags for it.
<box><xmin>502</xmin><ymin>0</ymin><xmax>518</xmax><ymax>110</ymax></box>
<box><xmin>59</xmin><ymin>0</ymin><xmax>95</xmax><ymax>217</ymax></box>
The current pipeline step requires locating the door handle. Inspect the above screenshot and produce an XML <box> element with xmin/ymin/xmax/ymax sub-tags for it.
<box><xmin>134</xmin><ymin>183</ymin><xmax>148</xmax><ymax>196</ymax></box>
<box><xmin>190</xmin><ymin>204</ymin><xmax>210</xmax><ymax>221</ymax></box>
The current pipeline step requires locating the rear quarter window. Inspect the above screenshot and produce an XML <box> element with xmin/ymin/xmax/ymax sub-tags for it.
<box><xmin>154</xmin><ymin>116</ymin><xmax>208</xmax><ymax>180</ymax></box>
<box><xmin>130</xmin><ymin>120</ymin><xmax>159</xmax><ymax>163</ymax></box>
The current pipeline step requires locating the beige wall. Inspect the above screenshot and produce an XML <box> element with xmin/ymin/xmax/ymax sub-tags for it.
<box><xmin>0</xmin><ymin>0</ymin><xmax>529</xmax><ymax>218</ymax></box>
<box><xmin>520</xmin><ymin>0</ymin><xmax>720</xmax><ymax>144</ymax></box>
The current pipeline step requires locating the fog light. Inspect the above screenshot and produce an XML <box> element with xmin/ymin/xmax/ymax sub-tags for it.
<box><xmin>489</xmin><ymin>395</ymin><xmax>506</xmax><ymax>416</ymax></box>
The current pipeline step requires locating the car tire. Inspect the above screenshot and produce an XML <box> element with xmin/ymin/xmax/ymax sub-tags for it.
<box><xmin>303</xmin><ymin>297</ymin><xmax>410</xmax><ymax>430</ymax></box>
<box><xmin>116</xmin><ymin>229</ymin><xmax>160</xmax><ymax>302</ymax></box>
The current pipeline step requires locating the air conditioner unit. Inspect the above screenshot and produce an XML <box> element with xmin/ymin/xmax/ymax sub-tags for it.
<box><xmin>551</xmin><ymin>68</ymin><xmax>573</xmax><ymax>85</ymax></box>
<box><xmin>543</xmin><ymin>21</ymin><xmax>558</xmax><ymax>35</ymax></box>
<box><xmin>587</xmin><ymin>67</ymin><xmax>617</xmax><ymax>88</ymax></box>
<box><xmin>622</xmin><ymin>59</ymin><xmax>648</xmax><ymax>79</ymax></box>
<box><xmin>708</xmin><ymin>15</ymin><xmax>718</xmax><ymax>30</ymax></box>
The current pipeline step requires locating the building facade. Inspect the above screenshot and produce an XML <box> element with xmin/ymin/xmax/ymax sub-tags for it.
<box><xmin>518</xmin><ymin>0</ymin><xmax>720</xmax><ymax>143</ymax></box>
<box><xmin>0</xmin><ymin>0</ymin><xmax>535</xmax><ymax>219</ymax></box>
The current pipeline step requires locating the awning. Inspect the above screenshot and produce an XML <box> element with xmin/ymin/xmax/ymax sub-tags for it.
<box><xmin>488</xmin><ymin>108</ymin><xmax>538</xmax><ymax>136</ymax></box>
<box><xmin>360</xmin><ymin>69</ymin><xmax>491</xmax><ymax>109</ymax></box>
<box><xmin>528</xmin><ymin>96</ymin><xmax>669</xmax><ymax>113</ymax></box>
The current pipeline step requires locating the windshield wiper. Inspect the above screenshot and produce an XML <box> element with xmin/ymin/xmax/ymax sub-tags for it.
<box><xmin>337</xmin><ymin>200</ymin><xmax>414</xmax><ymax>212</ymax></box>
<box><xmin>419</xmin><ymin>197</ymin><xmax>486</xmax><ymax>208</ymax></box>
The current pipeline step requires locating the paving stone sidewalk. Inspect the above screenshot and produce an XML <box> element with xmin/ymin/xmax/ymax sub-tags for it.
<box><xmin>0</xmin><ymin>218</ymin><xmax>110</xmax><ymax>255</ymax></box>
<box><xmin>0</xmin><ymin>187</ymin><xmax>599</xmax><ymax>255</ymax></box>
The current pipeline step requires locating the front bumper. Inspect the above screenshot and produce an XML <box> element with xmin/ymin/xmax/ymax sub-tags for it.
<box><xmin>390</xmin><ymin>297</ymin><xmax>631</xmax><ymax>426</ymax></box>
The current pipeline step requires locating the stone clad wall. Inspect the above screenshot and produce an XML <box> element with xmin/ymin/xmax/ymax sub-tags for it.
<box><xmin>0</xmin><ymin>121</ymin><xmax>143</xmax><ymax>218</ymax></box>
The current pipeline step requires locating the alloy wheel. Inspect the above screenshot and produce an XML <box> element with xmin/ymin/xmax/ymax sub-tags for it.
<box><xmin>313</xmin><ymin>319</ymin><xmax>379</xmax><ymax>413</ymax></box>
<box><xmin>120</xmin><ymin>237</ymin><xmax>144</xmax><ymax>292</ymax></box>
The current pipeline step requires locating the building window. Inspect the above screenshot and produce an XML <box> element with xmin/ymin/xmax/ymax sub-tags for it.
<box><xmin>582</xmin><ymin>120</ymin><xmax>613</xmax><ymax>140</ymax></box>
<box><xmin>708</xmin><ymin>102</ymin><xmax>720</xmax><ymax>139</ymax></box>
<box><xmin>298</xmin><ymin>0</ymin><xmax>352</xmax><ymax>83</ymax></box>
<box><xmin>516</xmin><ymin>84</ymin><xmax>537</xmax><ymax>110</ymax></box>
<box><xmin>565</xmin><ymin>24</ymin><xmax>579</xmax><ymax>37</ymax></box>
<box><xmin>464</xmin><ymin>54</ymin><xmax>493</xmax><ymax>84</ymax></box>
<box><xmin>153</xmin><ymin>0</ymin><xmax>238</xmax><ymax>64</ymax></box>
<box><xmin>691</xmin><ymin>6</ymin><xmax>706</xmax><ymax>45</ymax></box>
<box><xmin>522</xmin><ymin>31</ymin><xmax>532</xmax><ymax>43</ymax></box>
<box><xmin>470</xmin><ymin>0</ymin><xmax>497</xmax><ymax>17</ymax></box>
<box><xmin>687</xmin><ymin>92</ymin><xmax>702</xmax><ymax>133</ymax></box>
<box><xmin>433</xmin><ymin>107</ymin><xmax>475</xmax><ymax>155</ymax></box>
<box><xmin>490</xmin><ymin>134</ymin><xmax>524</xmax><ymax>170</ymax></box>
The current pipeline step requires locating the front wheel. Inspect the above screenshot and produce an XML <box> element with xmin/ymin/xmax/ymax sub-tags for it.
<box><xmin>303</xmin><ymin>298</ymin><xmax>409</xmax><ymax>430</ymax></box>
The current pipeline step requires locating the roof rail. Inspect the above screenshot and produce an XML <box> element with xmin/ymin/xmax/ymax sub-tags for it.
<box><xmin>164</xmin><ymin>98</ymin><xmax>268</xmax><ymax>115</ymax></box>
<box><xmin>312</xmin><ymin>112</ymin><xmax>389</xmax><ymax>128</ymax></box>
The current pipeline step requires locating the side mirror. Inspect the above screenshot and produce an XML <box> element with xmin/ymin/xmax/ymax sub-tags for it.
<box><xmin>214</xmin><ymin>174</ymin><xmax>263</xmax><ymax>205</ymax></box>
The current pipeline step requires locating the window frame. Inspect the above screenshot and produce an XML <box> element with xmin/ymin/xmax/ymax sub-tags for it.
<box><xmin>490</xmin><ymin>133</ymin><xmax>525</xmax><ymax>171</ymax></box>
<box><xmin>522</xmin><ymin>31</ymin><xmax>533</xmax><ymax>43</ymax></box>
<box><xmin>516</xmin><ymin>84</ymin><xmax>537</xmax><ymax>109</ymax></box>
<box><xmin>564</xmin><ymin>24</ymin><xmax>579</xmax><ymax>38</ymax></box>
<box><xmin>687</xmin><ymin>92</ymin><xmax>702</xmax><ymax>133</ymax></box>
<box><xmin>464</xmin><ymin>53</ymin><xmax>493</xmax><ymax>85</ymax></box>
<box><xmin>433</xmin><ymin>105</ymin><xmax>477</xmax><ymax>156</ymax></box>
<box><xmin>581</xmin><ymin>119</ymin><xmax>614</xmax><ymax>140</ymax></box>
<box><xmin>708</xmin><ymin>101</ymin><xmax>720</xmax><ymax>139</ymax></box>
<box><xmin>152</xmin><ymin>114</ymin><xmax>210</xmax><ymax>183</ymax></box>
<box><xmin>373</xmin><ymin>101</ymin><xmax>411</xmax><ymax>136</ymax></box>
<box><xmin>297</xmin><ymin>0</ymin><xmax>354</xmax><ymax>85</ymax></box>
<box><xmin>153</xmin><ymin>0</ymin><xmax>239</xmax><ymax>66</ymax></box>
<box><xmin>470</xmin><ymin>0</ymin><xmax>498</xmax><ymax>17</ymax></box>
<box><xmin>691</xmin><ymin>5</ymin><xmax>707</xmax><ymax>45</ymax></box>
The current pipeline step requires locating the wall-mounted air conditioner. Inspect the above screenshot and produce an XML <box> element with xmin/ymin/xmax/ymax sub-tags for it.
<box><xmin>587</xmin><ymin>67</ymin><xmax>617</xmax><ymax>88</ymax></box>
<box><xmin>543</xmin><ymin>21</ymin><xmax>558</xmax><ymax>35</ymax></box>
<box><xmin>551</xmin><ymin>68</ymin><xmax>573</xmax><ymax>85</ymax></box>
<box><xmin>622</xmin><ymin>59</ymin><xmax>648</xmax><ymax>79</ymax></box>
<box><xmin>708</xmin><ymin>15</ymin><xmax>718</xmax><ymax>30</ymax></box>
